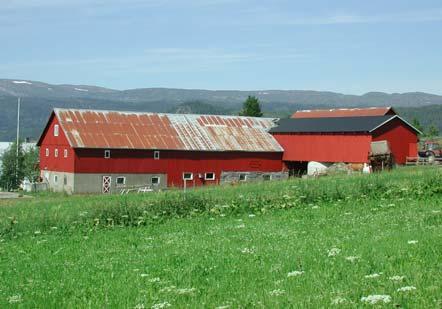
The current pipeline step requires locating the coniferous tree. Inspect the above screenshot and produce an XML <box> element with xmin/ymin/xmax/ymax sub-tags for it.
<box><xmin>239</xmin><ymin>96</ymin><xmax>263</xmax><ymax>117</ymax></box>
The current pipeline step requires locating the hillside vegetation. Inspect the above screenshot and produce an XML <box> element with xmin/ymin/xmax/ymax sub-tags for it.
<box><xmin>1</xmin><ymin>78</ymin><xmax>442</xmax><ymax>140</ymax></box>
<box><xmin>0</xmin><ymin>167</ymin><xmax>440</xmax><ymax>307</ymax></box>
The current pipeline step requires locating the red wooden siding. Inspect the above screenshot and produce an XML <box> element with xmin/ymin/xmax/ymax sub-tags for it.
<box><xmin>372</xmin><ymin>118</ymin><xmax>419</xmax><ymax>164</ymax></box>
<box><xmin>273</xmin><ymin>133</ymin><xmax>372</xmax><ymax>163</ymax></box>
<box><xmin>39</xmin><ymin>116</ymin><xmax>75</xmax><ymax>173</ymax></box>
<box><xmin>74</xmin><ymin>149</ymin><xmax>284</xmax><ymax>187</ymax></box>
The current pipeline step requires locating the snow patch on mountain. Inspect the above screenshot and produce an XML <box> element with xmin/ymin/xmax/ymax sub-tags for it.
<box><xmin>13</xmin><ymin>81</ymin><xmax>32</xmax><ymax>85</ymax></box>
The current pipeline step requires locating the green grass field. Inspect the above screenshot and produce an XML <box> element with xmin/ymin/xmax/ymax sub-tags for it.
<box><xmin>0</xmin><ymin>167</ymin><xmax>441</xmax><ymax>308</ymax></box>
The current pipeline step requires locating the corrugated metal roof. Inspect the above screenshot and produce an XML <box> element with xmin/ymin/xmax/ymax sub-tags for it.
<box><xmin>54</xmin><ymin>108</ymin><xmax>283</xmax><ymax>152</ymax></box>
<box><xmin>270</xmin><ymin>115</ymin><xmax>420</xmax><ymax>134</ymax></box>
<box><xmin>292</xmin><ymin>107</ymin><xmax>396</xmax><ymax>118</ymax></box>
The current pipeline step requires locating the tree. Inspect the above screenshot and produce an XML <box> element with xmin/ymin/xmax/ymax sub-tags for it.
<box><xmin>0</xmin><ymin>141</ymin><xmax>39</xmax><ymax>191</ymax></box>
<box><xmin>0</xmin><ymin>141</ymin><xmax>25</xmax><ymax>191</ymax></box>
<box><xmin>427</xmin><ymin>124</ymin><xmax>440</xmax><ymax>138</ymax></box>
<box><xmin>239</xmin><ymin>96</ymin><xmax>263</xmax><ymax>117</ymax></box>
<box><xmin>411</xmin><ymin>117</ymin><xmax>424</xmax><ymax>134</ymax></box>
<box><xmin>23</xmin><ymin>146</ymin><xmax>40</xmax><ymax>183</ymax></box>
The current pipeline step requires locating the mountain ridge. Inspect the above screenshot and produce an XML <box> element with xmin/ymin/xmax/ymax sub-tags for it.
<box><xmin>0</xmin><ymin>78</ymin><xmax>441</xmax><ymax>141</ymax></box>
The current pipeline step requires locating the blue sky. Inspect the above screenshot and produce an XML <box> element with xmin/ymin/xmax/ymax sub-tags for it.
<box><xmin>1</xmin><ymin>0</ymin><xmax>442</xmax><ymax>94</ymax></box>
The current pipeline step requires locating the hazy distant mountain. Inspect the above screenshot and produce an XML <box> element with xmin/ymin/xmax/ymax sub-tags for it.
<box><xmin>0</xmin><ymin>78</ymin><xmax>441</xmax><ymax>141</ymax></box>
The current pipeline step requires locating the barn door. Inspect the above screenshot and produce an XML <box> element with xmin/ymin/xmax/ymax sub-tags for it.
<box><xmin>102</xmin><ymin>176</ymin><xmax>112</xmax><ymax>194</ymax></box>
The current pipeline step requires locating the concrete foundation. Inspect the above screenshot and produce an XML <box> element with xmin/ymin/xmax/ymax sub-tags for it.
<box><xmin>41</xmin><ymin>171</ymin><xmax>167</xmax><ymax>194</ymax></box>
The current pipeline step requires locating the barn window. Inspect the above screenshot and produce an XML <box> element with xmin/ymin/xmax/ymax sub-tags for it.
<box><xmin>151</xmin><ymin>177</ymin><xmax>160</xmax><ymax>185</ymax></box>
<box><xmin>64</xmin><ymin>149</ymin><xmax>68</xmax><ymax>158</ymax></box>
<box><xmin>263</xmin><ymin>174</ymin><xmax>272</xmax><ymax>181</ymax></box>
<box><xmin>205</xmin><ymin>172</ymin><xmax>215</xmax><ymax>180</ymax></box>
<box><xmin>104</xmin><ymin>150</ymin><xmax>111</xmax><ymax>159</ymax></box>
<box><xmin>54</xmin><ymin>124</ymin><xmax>59</xmax><ymax>137</ymax></box>
<box><xmin>183</xmin><ymin>173</ymin><xmax>193</xmax><ymax>180</ymax></box>
<box><xmin>54</xmin><ymin>148</ymin><xmax>59</xmax><ymax>158</ymax></box>
<box><xmin>45</xmin><ymin>148</ymin><xmax>49</xmax><ymax>157</ymax></box>
<box><xmin>54</xmin><ymin>174</ymin><xmax>58</xmax><ymax>184</ymax></box>
<box><xmin>239</xmin><ymin>173</ymin><xmax>247</xmax><ymax>181</ymax></box>
<box><xmin>63</xmin><ymin>175</ymin><xmax>67</xmax><ymax>186</ymax></box>
<box><xmin>116</xmin><ymin>177</ymin><xmax>126</xmax><ymax>185</ymax></box>
<box><xmin>154</xmin><ymin>151</ymin><xmax>160</xmax><ymax>160</ymax></box>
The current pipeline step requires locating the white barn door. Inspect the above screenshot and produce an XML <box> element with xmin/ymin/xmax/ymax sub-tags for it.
<box><xmin>102</xmin><ymin>176</ymin><xmax>112</xmax><ymax>194</ymax></box>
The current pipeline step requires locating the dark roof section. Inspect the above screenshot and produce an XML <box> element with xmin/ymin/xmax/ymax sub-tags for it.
<box><xmin>269</xmin><ymin>115</ymin><xmax>421</xmax><ymax>134</ymax></box>
<box><xmin>292</xmin><ymin>107</ymin><xmax>396</xmax><ymax>119</ymax></box>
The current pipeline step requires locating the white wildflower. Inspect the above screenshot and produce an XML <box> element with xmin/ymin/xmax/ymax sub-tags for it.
<box><xmin>8</xmin><ymin>295</ymin><xmax>22</xmax><ymax>304</ymax></box>
<box><xmin>397</xmin><ymin>286</ymin><xmax>416</xmax><ymax>292</ymax></box>
<box><xmin>287</xmin><ymin>270</ymin><xmax>304</xmax><ymax>277</ymax></box>
<box><xmin>360</xmin><ymin>295</ymin><xmax>391</xmax><ymax>304</ymax></box>
<box><xmin>408</xmin><ymin>240</ymin><xmax>418</xmax><ymax>245</ymax></box>
<box><xmin>140</xmin><ymin>273</ymin><xmax>149</xmax><ymax>277</ymax></box>
<box><xmin>148</xmin><ymin>277</ymin><xmax>161</xmax><ymax>283</ymax></box>
<box><xmin>345</xmin><ymin>256</ymin><xmax>359</xmax><ymax>262</ymax></box>
<box><xmin>240</xmin><ymin>248</ymin><xmax>255</xmax><ymax>254</ymax></box>
<box><xmin>328</xmin><ymin>247</ymin><xmax>341</xmax><ymax>257</ymax></box>
<box><xmin>248</xmin><ymin>214</ymin><xmax>256</xmax><ymax>218</ymax></box>
<box><xmin>176</xmin><ymin>288</ymin><xmax>196</xmax><ymax>295</ymax></box>
<box><xmin>151</xmin><ymin>302</ymin><xmax>171</xmax><ymax>309</ymax></box>
<box><xmin>331</xmin><ymin>296</ymin><xmax>346</xmax><ymax>305</ymax></box>
<box><xmin>389</xmin><ymin>275</ymin><xmax>405</xmax><ymax>282</ymax></box>
<box><xmin>134</xmin><ymin>304</ymin><xmax>145</xmax><ymax>309</ymax></box>
<box><xmin>312</xmin><ymin>205</ymin><xmax>320</xmax><ymax>209</ymax></box>
<box><xmin>236</xmin><ymin>224</ymin><xmax>245</xmax><ymax>228</ymax></box>
<box><xmin>34</xmin><ymin>230</ymin><xmax>41</xmax><ymax>235</ymax></box>
<box><xmin>215</xmin><ymin>306</ymin><xmax>230</xmax><ymax>309</ymax></box>
<box><xmin>269</xmin><ymin>289</ymin><xmax>285</xmax><ymax>296</ymax></box>
<box><xmin>159</xmin><ymin>286</ymin><xmax>176</xmax><ymax>293</ymax></box>
<box><xmin>365</xmin><ymin>273</ymin><xmax>382</xmax><ymax>279</ymax></box>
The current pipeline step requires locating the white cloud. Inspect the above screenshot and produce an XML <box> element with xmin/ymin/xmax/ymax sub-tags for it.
<box><xmin>247</xmin><ymin>8</ymin><xmax>442</xmax><ymax>26</ymax></box>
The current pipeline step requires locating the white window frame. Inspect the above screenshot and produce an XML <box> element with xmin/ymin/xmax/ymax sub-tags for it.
<box><xmin>116</xmin><ymin>176</ymin><xmax>126</xmax><ymax>186</ymax></box>
<box><xmin>204</xmin><ymin>172</ymin><xmax>215</xmax><ymax>180</ymax></box>
<box><xmin>104</xmin><ymin>150</ymin><xmax>111</xmax><ymax>159</ymax></box>
<box><xmin>45</xmin><ymin>148</ymin><xmax>49</xmax><ymax>157</ymax></box>
<box><xmin>54</xmin><ymin>174</ymin><xmax>58</xmax><ymax>184</ymax></box>
<box><xmin>54</xmin><ymin>124</ymin><xmax>59</xmax><ymax>137</ymax></box>
<box><xmin>154</xmin><ymin>150</ymin><xmax>160</xmax><ymax>160</ymax></box>
<box><xmin>54</xmin><ymin>148</ymin><xmax>58</xmax><ymax>158</ymax></box>
<box><xmin>239</xmin><ymin>173</ymin><xmax>247</xmax><ymax>181</ymax></box>
<box><xmin>64</xmin><ymin>149</ymin><xmax>68</xmax><ymax>158</ymax></box>
<box><xmin>183</xmin><ymin>172</ymin><xmax>193</xmax><ymax>180</ymax></box>
<box><xmin>151</xmin><ymin>176</ymin><xmax>160</xmax><ymax>185</ymax></box>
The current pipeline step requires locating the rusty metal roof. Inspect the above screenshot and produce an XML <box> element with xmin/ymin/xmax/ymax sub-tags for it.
<box><xmin>53</xmin><ymin>108</ymin><xmax>283</xmax><ymax>152</ymax></box>
<box><xmin>292</xmin><ymin>107</ymin><xmax>396</xmax><ymax>118</ymax></box>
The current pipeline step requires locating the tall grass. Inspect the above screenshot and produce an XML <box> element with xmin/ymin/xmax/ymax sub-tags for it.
<box><xmin>1</xmin><ymin>167</ymin><xmax>440</xmax><ymax>238</ymax></box>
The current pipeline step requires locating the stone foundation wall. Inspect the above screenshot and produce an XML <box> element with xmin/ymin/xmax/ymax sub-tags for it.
<box><xmin>220</xmin><ymin>171</ymin><xmax>288</xmax><ymax>184</ymax></box>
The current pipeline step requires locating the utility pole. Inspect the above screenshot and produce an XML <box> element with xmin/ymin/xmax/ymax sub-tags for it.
<box><xmin>16</xmin><ymin>97</ymin><xmax>20</xmax><ymax>187</ymax></box>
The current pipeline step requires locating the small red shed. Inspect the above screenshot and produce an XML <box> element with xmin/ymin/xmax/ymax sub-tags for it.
<box><xmin>37</xmin><ymin>108</ymin><xmax>286</xmax><ymax>194</ymax></box>
<box><xmin>270</xmin><ymin>115</ymin><xmax>420</xmax><ymax>167</ymax></box>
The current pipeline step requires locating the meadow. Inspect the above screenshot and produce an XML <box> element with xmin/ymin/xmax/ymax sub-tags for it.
<box><xmin>0</xmin><ymin>167</ymin><xmax>441</xmax><ymax>308</ymax></box>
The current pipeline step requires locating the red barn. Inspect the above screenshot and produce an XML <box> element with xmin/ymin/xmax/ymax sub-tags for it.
<box><xmin>37</xmin><ymin>108</ymin><xmax>286</xmax><ymax>194</ymax></box>
<box><xmin>270</xmin><ymin>115</ymin><xmax>420</xmax><ymax>171</ymax></box>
